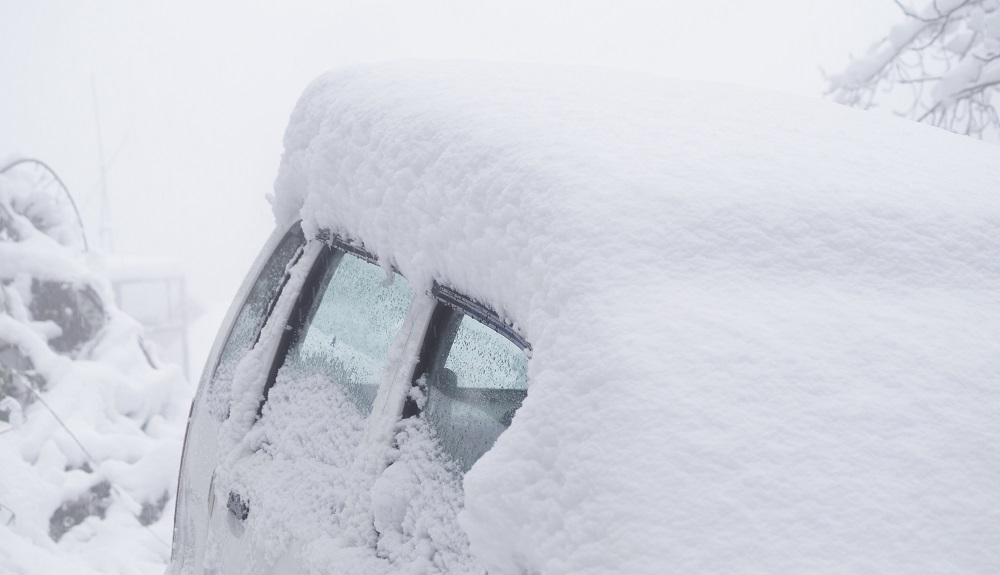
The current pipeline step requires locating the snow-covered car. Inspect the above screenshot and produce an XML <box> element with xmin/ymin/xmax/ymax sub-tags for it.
<box><xmin>170</xmin><ymin>63</ymin><xmax>1000</xmax><ymax>575</ymax></box>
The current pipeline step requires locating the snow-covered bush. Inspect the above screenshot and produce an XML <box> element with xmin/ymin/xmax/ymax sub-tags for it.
<box><xmin>0</xmin><ymin>165</ymin><xmax>191</xmax><ymax>574</ymax></box>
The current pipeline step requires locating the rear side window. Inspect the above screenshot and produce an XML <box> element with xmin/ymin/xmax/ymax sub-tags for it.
<box><xmin>207</xmin><ymin>225</ymin><xmax>305</xmax><ymax>419</ymax></box>
<box><xmin>370</xmin><ymin>303</ymin><xmax>529</xmax><ymax>570</ymax></box>
<box><xmin>231</xmin><ymin>249</ymin><xmax>414</xmax><ymax>543</ymax></box>
<box><xmin>421</xmin><ymin>310</ymin><xmax>529</xmax><ymax>473</ymax></box>
<box><xmin>275</xmin><ymin>251</ymin><xmax>414</xmax><ymax>416</ymax></box>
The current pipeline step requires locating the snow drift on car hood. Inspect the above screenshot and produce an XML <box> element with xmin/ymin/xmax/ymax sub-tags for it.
<box><xmin>273</xmin><ymin>61</ymin><xmax>1000</xmax><ymax>574</ymax></box>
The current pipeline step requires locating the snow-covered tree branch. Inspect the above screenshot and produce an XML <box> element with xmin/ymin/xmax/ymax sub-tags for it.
<box><xmin>828</xmin><ymin>0</ymin><xmax>1000</xmax><ymax>138</ymax></box>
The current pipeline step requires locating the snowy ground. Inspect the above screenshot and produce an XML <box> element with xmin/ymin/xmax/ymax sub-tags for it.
<box><xmin>0</xmin><ymin>167</ymin><xmax>194</xmax><ymax>574</ymax></box>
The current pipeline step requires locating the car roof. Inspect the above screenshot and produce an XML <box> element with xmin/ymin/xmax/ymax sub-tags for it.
<box><xmin>274</xmin><ymin>61</ymin><xmax>997</xmax><ymax>317</ymax></box>
<box><xmin>272</xmin><ymin>61</ymin><xmax>1000</xmax><ymax>573</ymax></box>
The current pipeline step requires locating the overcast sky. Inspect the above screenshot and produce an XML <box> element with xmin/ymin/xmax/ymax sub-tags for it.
<box><xmin>1</xmin><ymin>0</ymin><xmax>902</xmax><ymax>308</ymax></box>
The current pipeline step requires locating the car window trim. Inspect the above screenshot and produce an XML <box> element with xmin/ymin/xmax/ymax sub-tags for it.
<box><xmin>298</xmin><ymin>228</ymin><xmax>532</xmax><ymax>422</ymax></box>
<box><xmin>315</xmin><ymin>228</ymin><xmax>529</xmax><ymax>352</ymax></box>
<box><xmin>205</xmin><ymin>221</ymin><xmax>306</xmax><ymax>385</ymax></box>
<box><xmin>256</xmin><ymin>245</ymin><xmax>343</xmax><ymax>419</ymax></box>
<box><xmin>404</xmin><ymin>288</ymin><xmax>530</xmax><ymax>421</ymax></box>
<box><xmin>430</xmin><ymin>283</ymin><xmax>530</xmax><ymax>352</ymax></box>
<box><xmin>315</xmin><ymin>229</ymin><xmax>382</xmax><ymax>267</ymax></box>
<box><xmin>249</xmin><ymin>243</ymin><xmax>306</xmax><ymax>349</ymax></box>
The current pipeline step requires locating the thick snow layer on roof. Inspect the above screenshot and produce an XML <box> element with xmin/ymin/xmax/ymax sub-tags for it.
<box><xmin>273</xmin><ymin>62</ymin><xmax>1000</xmax><ymax>573</ymax></box>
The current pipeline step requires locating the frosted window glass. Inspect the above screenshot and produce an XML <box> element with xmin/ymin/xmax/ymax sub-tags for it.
<box><xmin>283</xmin><ymin>253</ymin><xmax>413</xmax><ymax>416</ymax></box>
<box><xmin>209</xmin><ymin>226</ymin><xmax>304</xmax><ymax>419</ymax></box>
<box><xmin>424</xmin><ymin>314</ymin><xmax>529</xmax><ymax>473</ymax></box>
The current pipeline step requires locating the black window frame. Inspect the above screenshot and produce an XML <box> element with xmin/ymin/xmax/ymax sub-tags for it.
<box><xmin>255</xmin><ymin>232</ymin><xmax>414</xmax><ymax>419</ymax></box>
<box><xmin>256</xmin><ymin>244</ymin><xmax>341</xmax><ymax>419</ymax></box>
<box><xmin>253</xmin><ymin>228</ymin><xmax>532</xmax><ymax>453</ymax></box>
<box><xmin>208</xmin><ymin>222</ymin><xmax>307</xmax><ymax>384</ymax></box>
<box><xmin>430</xmin><ymin>283</ymin><xmax>530</xmax><ymax>353</ymax></box>
<box><xmin>207</xmin><ymin>223</ymin><xmax>307</xmax><ymax>421</ymax></box>
<box><xmin>404</xmin><ymin>288</ymin><xmax>531</xmax><ymax>442</ymax></box>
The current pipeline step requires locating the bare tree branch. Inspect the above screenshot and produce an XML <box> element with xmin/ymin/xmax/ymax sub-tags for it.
<box><xmin>828</xmin><ymin>0</ymin><xmax>1000</xmax><ymax>140</ymax></box>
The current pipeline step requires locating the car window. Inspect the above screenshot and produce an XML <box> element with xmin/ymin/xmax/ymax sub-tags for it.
<box><xmin>227</xmin><ymin>251</ymin><xmax>413</xmax><ymax>548</ymax></box>
<box><xmin>207</xmin><ymin>225</ymin><xmax>305</xmax><ymax>419</ymax></box>
<box><xmin>230</xmin><ymin>251</ymin><xmax>414</xmax><ymax>552</ymax></box>
<box><xmin>369</xmin><ymin>305</ymin><xmax>529</xmax><ymax>570</ymax></box>
<box><xmin>278</xmin><ymin>251</ymin><xmax>414</xmax><ymax>416</ymax></box>
<box><xmin>421</xmin><ymin>310</ymin><xmax>529</xmax><ymax>473</ymax></box>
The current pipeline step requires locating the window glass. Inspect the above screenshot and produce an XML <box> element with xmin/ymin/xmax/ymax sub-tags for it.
<box><xmin>207</xmin><ymin>226</ymin><xmax>304</xmax><ymax>419</ymax></box>
<box><xmin>423</xmin><ymin>312</ymin><xmax>529</xmax><ymax>473</ymax></box>
<box><xmin>229</xmin><ymin>251</ymin><xmax>413</xmax><ymax>557</ymax></box>
<box><xmin>368</xmin><ymin>307</ymin><xmax>529</xmax><ymax>569</ymax></box>
<box><xmin>280</xmin><ymin>252</ymin><xmax>413</xmax><ymax>416</ymax></box>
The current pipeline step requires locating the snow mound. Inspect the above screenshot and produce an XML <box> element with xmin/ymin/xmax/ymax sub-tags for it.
<box><xmin>0</xmin><ymin>170</ymin><xmax>192</xmax><ymax>574</ymax></box>
<box><xmin>273</xmin><ymin>62</ymin><xmax>1000</xmax><ymax>574</ymax></box>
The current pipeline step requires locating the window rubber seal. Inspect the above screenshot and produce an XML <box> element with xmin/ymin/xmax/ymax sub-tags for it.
<box><xmin>256</xmin><ymin>245</ymin><xmax>342</xmax><ymax>419</ymax></box>
<box><xmin>315</xmin><ymin>228</ymin><xmax>530</xmax><ymax>352</ymax></box>
<box><xmin>430</xmin><ymin>283</ymin><xmax>530</xmax><ymax>352</ymax></box>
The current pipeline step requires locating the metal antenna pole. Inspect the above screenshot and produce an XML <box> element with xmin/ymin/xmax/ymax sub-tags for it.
<box><xmin>92</xmin><ymin>75</ymin><xmax>114</xmax><ymax>253</ymax></box>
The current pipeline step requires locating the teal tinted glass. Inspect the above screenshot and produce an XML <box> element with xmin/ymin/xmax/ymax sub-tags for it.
<box><xmin>281</xmin><ymin>252</ymin><xmax>413</xmax><ymax>416</ymax></box>
<box><xmin>209</xmin><ymin>225</ymin><xmax>304</xmax><ymax>419</ymax></box>
<box><xmin>423</xmin><ymin>313</ymin><xmax>529</xmax><ymax>473</ymax></box>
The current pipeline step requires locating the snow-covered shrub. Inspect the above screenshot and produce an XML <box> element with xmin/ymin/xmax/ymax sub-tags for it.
<box><xmin>0</xmin><ymin>167</ymin><xmax>192</xmax><ymax>575</ymax></box>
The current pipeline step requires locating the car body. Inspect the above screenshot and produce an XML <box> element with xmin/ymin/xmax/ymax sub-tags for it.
<box><xmin>170</xmin><ymin>62</ymin><xmax>1000</xmax><ymax>575</ymax></box>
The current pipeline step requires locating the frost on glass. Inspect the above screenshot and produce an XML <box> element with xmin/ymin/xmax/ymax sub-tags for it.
<box><xmin>424</xmin><ymin>314</ymin><xmax>529</xmax><ymax>473</ymax></box>
<box><xmin>229</xmin><ymin>253</ymin><xmax>412</xmax><ymax>565</ymax></box>
<box><xmin>282</xmin><ymin>252</ymin><xmax>413</xmax><ymax>416</ymax></box>
<box><xmin>207</xmin><ymin>226</ymin><xmax>304</xmax><ymax>420</ymax></box>
<box><xmin>370</xmin><ymin>315</ymin><xmax>528</xmax><ymax>571</ymax></box>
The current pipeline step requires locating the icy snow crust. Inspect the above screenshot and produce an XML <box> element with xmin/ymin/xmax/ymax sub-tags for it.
<box><xmin>273</xmin><ymin>62</ymin><xmax>1000</xmax><ymax>573</ymax></box>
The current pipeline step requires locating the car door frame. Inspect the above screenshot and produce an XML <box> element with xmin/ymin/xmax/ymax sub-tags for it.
<box><xmin>170</xmin><ymin>219</ymin><xmax>307</xmax><ymax>573</ymax></box>
<box><xmin>171</xmin><ymin>223</ymin><xmax>530</xmax><ymax>573</ymax></box>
